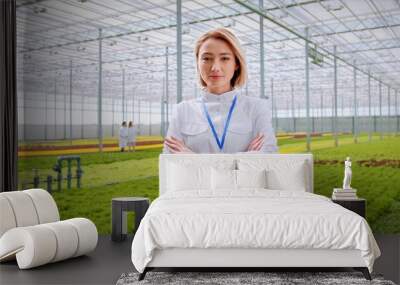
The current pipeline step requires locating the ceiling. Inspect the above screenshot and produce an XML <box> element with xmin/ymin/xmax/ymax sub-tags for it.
<box><xmin>16</xmin><ymin>0</ymin><xmax>400</xmax><ymax>112</ymax></box>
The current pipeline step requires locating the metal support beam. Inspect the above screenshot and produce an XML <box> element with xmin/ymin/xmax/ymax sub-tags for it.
<box><xmin>45</xmin><ymin>93</ymin><xmax>48</xmax><ymax>140</ymax></box>
<box><xmin>161</xmin><ymin>77</ymin><xmax>165</xmax><ymax>137</ymax></box>
<box><xmin>54</xmin><ymin>76</ymin><xmax>57</xmax><ymax>139</ymax></box>
<box><xmin>312</xmin><ymin>105</ymin><xmax>315</xmax><ymax>133</ymax></box>
<box><xmin>112</xmin><ymin>97</ymin><xmax>115</xmax><ymax>137</ymax></box>
<box><xmin>388</xmin><ymin>87</ymin><xmax>391</xmax><ymax>117</ymax></box>
<box><xmin>275</xmin><ymin>88</ymin><xmax>278</xmax><ymax>131</ymax></box>
<box><xmin>353</xmin><ymin>60</ymin><xmax>357</xmax><ymax>144</ymax></box>
<box><xmin>286</xmin><ymin>98</ymin><xmax>289</xmax><ymax>128</ymax></box>
<box><xmin>20</xmin><ymin>0</ymin><xmax>321</xmax><ymax>53</ymax></box>
<box><xmin>165</xmin><ymin>46</ymin><xmax>170</xmax><ymax>132</ymax></box>
<box><xmin>388</xmin><ymin>87</ymin><xmax>391</xmax><ymax>135</ymax></box>
<box><xmin>333</xmin><ymin>45</ymin><xmax>338</xmax><ymax>147</ymax></box>
<box><xmin>320</xmin><ymin>92</ymin><xmax>323</xmax><ymax>133</ymax></box>
<box><xmin>176</xmin><ymin>0</ymin><xmax>182</xmax><ymax>103</ymax></box>
<box><xmin>396</xmin><ymin>89</ymin><xmax>399</xmax><ymax>135</ymax></box>
<box><xmin>379</xmin><ymin>81</ymin><xmax>382</xmax><ymax>140</ymax></box>
<box><xmin>81</xmin><ymin>95</ymin><xmax>84</xmax><ymax>139</ymax></box>
<box><xmin>132</xmin><ymin>89</ymin><xmax>135</xmax><ymax>124</ymax></box>
<box><xmin>259</xmin><ymin>0</ymin><xmax>265</xmax><ymax>99</ymax></box>
<box><xmin>119</xmin><ymin>98</ymin><xmax>122</xmax><ymax>123</ymax></box>
<box><xmin>149</xmin><ymin>101</ymin><xmax>152</xmax><ymax>136</ymax></box>
<box><xmin>341</xmin><ymin>92</ymin><xmax>344</xmax><ymax>117</ymax></box>
<box><xmin>331</xmin><ymin>89</ymin><xmax>334</xmax><ymax>133</ymax></box>
<box><xmin>291</xmin><ymin>83</ymin><xmax>295</xmax><ymax>132</ymax></box>
<box><xmin>271</xmin><ymin>78</ymin><xmax>276</xmax><ymax>132</ymax></box>
<box><xmin>69</xmin><ymin>60</ymin><xmax>73</xmax><ymax>143</ymax></box>
<box><xmin>122</xmin><ymin>69</ymin><xmax>125</xmax><ymax>121</ymax></box>
<box><xmin>232</xmin><ymin>0</ymin><xmax>395</xmax><ymax>91</ymax></box>
<box><xmin>305</xmin><ymin>27</ymin><xmax>311</xmax><ymax>152</ymax></box>
<box><xmin>368</xmin><ymin>71</ymin><xmax>371</xmax><ymax>142</ymax></box>
<box><xmin>98</xmin><ymin>28</ymin><xmax>103</xmax><ymax>152</ymax></box>
<box><xmin>64</xmin><ymin>72</ymin><xmax>68</xmax><ymax>140</ymax></box>
<box><xmin>138</xmin><ymin>99</ymin><xmax>141</xmax><ymax>135</ymax></box>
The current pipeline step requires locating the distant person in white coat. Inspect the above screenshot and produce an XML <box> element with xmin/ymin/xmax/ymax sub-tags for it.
<box><xmin>127</xmin><ymin>121</ymin><xmax>136</xmax><ymax>152</ymax></box>
<box><xmin>163</xmin><ymin>28</ymin><xmax>278</xmax><ymax>154</ymax></box>
<box><xmin>119</xmin><ymin>121</ymin><xmax>128</xmax><ymax>152</ymax></box>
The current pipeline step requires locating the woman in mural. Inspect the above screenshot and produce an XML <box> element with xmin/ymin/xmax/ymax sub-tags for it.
<box><xmin>119</xmin><ymin>121</ymin><xmax>128</xmax><ymax>152</ymax></box>
<box><xmin>163</xmin><ymin>28</ymin><xmax>278</xmax><ymax>154</ymax></box>
<box><xmin>127</xmin><ymin>121</ymin><xmax>136</xmax><ymax>152</ymax></box>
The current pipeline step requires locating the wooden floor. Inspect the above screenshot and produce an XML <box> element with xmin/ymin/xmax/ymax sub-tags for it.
<box><xmin>0</xmin><ymin>234</ymin><xmax>398</xmax><ymax>285</ymax></box>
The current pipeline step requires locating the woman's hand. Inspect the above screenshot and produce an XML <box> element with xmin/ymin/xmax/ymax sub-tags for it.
<box><xmin>164</xmin><ymin>136</ymin><xmax>195</xmax><ymax>153</ymax></box>
<box><xmin>246</xmin><ymin>133</ymin><xmax>265</xmax><ymax>152</ymax></box>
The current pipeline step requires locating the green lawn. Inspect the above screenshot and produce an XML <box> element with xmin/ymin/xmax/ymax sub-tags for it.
<box><xmin>18</xmin><ymin>134</ymin><xmax>400</xmax><ymax>234</ymax></box>
<box><xmin>18</xmin><ymin>149</ymin><xmax>161</xmax><ymax>188</ymax></box>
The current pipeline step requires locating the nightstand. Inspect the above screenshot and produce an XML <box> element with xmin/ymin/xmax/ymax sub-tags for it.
<box><xmin>332</xmin><ymin>198</ymin><xmax>366</xmax><ymax>218</ymax></box>
<box><xmin>111</xmin><ymin>197</ymin><xmax>150</xmax><ymax>242</ymax></box>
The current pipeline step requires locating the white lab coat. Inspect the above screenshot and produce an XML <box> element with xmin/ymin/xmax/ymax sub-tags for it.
<box><xmin>163</xmin><ymin>89</ymin><xmax>278</xmax><ymax>154</ymax></box>
<box><xmin>119</xmin><ymin>126</ymin><xmax>128</xmax><ymax>148</ymax></box>
<box><xmin>128</xmin><ymin>126</ymin><xmax>136</xmax><ymax>145</ymax></box>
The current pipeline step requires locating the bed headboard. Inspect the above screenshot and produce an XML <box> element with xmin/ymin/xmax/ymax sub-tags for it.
<box><xmin>159</xmin><ymin>153</ymin><xmax>313</xmax><ymax>195</ymax></box>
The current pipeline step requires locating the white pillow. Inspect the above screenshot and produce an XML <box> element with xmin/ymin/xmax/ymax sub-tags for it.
<box><xmin>237</xmin><ymin>159</ymin><xmax>307</xmax><ymax>191</ymax></box>
<box><xmin>266</xmin><ymin>161</ymin><xmax>307</xmax><ymax>191</ymax></box>
<box><xmin>236</xmin><ymin>169</ymin><xmax>267</xmax><ymax>189</ymax></box>
<box><xmin>167</xmin><ymin>162</ymin><xmax>210</xmax><ymax>191</ymax></box>
<box><xmin>211</xmin><ymin>168</ymin><xmax>236</xmax><ymax>191</ymax></box>
<box><xmin>166</xmin><ymin>158</ymin><xmax>235</xmax><ymax>193</ymax></box>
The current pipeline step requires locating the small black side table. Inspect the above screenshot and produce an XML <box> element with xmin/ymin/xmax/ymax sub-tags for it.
<box><xmin>332</xmin><ymin>198</ymin><xmax>366</xmax><ymax>218</ymax></box>
<box><xmin>112</xmin><ymin>197</ymin><xmax>150</xmax><ymax>242</ymax></box>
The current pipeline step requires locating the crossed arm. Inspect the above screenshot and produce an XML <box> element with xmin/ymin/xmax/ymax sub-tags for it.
<box><xmin>163</xmin><ymin>100</ymin><xmax>277</xmax><ymax>154</ymax></box>
<box><xmin>164</xmin><ymin>133</ymin><xmax>265</xmax><ymax>154</ymax></box>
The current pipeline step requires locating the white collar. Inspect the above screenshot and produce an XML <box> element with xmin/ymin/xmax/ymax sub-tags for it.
<box><xmin>200</xmin><ymin>88</ymin><xmax>240</xmax><ymax>102</ymax></box>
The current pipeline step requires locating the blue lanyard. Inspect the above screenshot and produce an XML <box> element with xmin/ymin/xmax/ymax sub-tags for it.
<box><xmin>202</xmin><ymin>95</ymin><xmax>237</xmax><ymax>151</ymax></box>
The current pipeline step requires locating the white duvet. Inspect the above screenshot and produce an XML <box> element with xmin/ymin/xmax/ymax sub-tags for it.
<box><xmin>131</xmin><ymin>190</ymin><xmax>380</xmax><ymax>273</ymax></box>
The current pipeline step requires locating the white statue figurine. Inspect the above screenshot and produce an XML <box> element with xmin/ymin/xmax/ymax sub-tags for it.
<box><xmin>342</xmin><ymin>157</ymin><xmax>352</xmax><ymax>190</ymax></box>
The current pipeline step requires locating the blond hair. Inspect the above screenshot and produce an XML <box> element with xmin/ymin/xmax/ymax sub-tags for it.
<box><xmin>194</xmin><ymin>28</ymin><xmax>247</xmax><ymax>88</ymax></box>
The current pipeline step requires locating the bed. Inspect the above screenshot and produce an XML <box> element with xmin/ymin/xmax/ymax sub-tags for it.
<box><xmin>131</xmin><ymin>154</ymin><xmax>380</xmax><ymax>281</ymax></box>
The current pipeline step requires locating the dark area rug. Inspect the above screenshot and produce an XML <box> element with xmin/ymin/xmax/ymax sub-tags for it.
<box><xmin>116</xmin><ymin>271</ymin><xmax>396</xmax><ymax>285</ymax></box>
